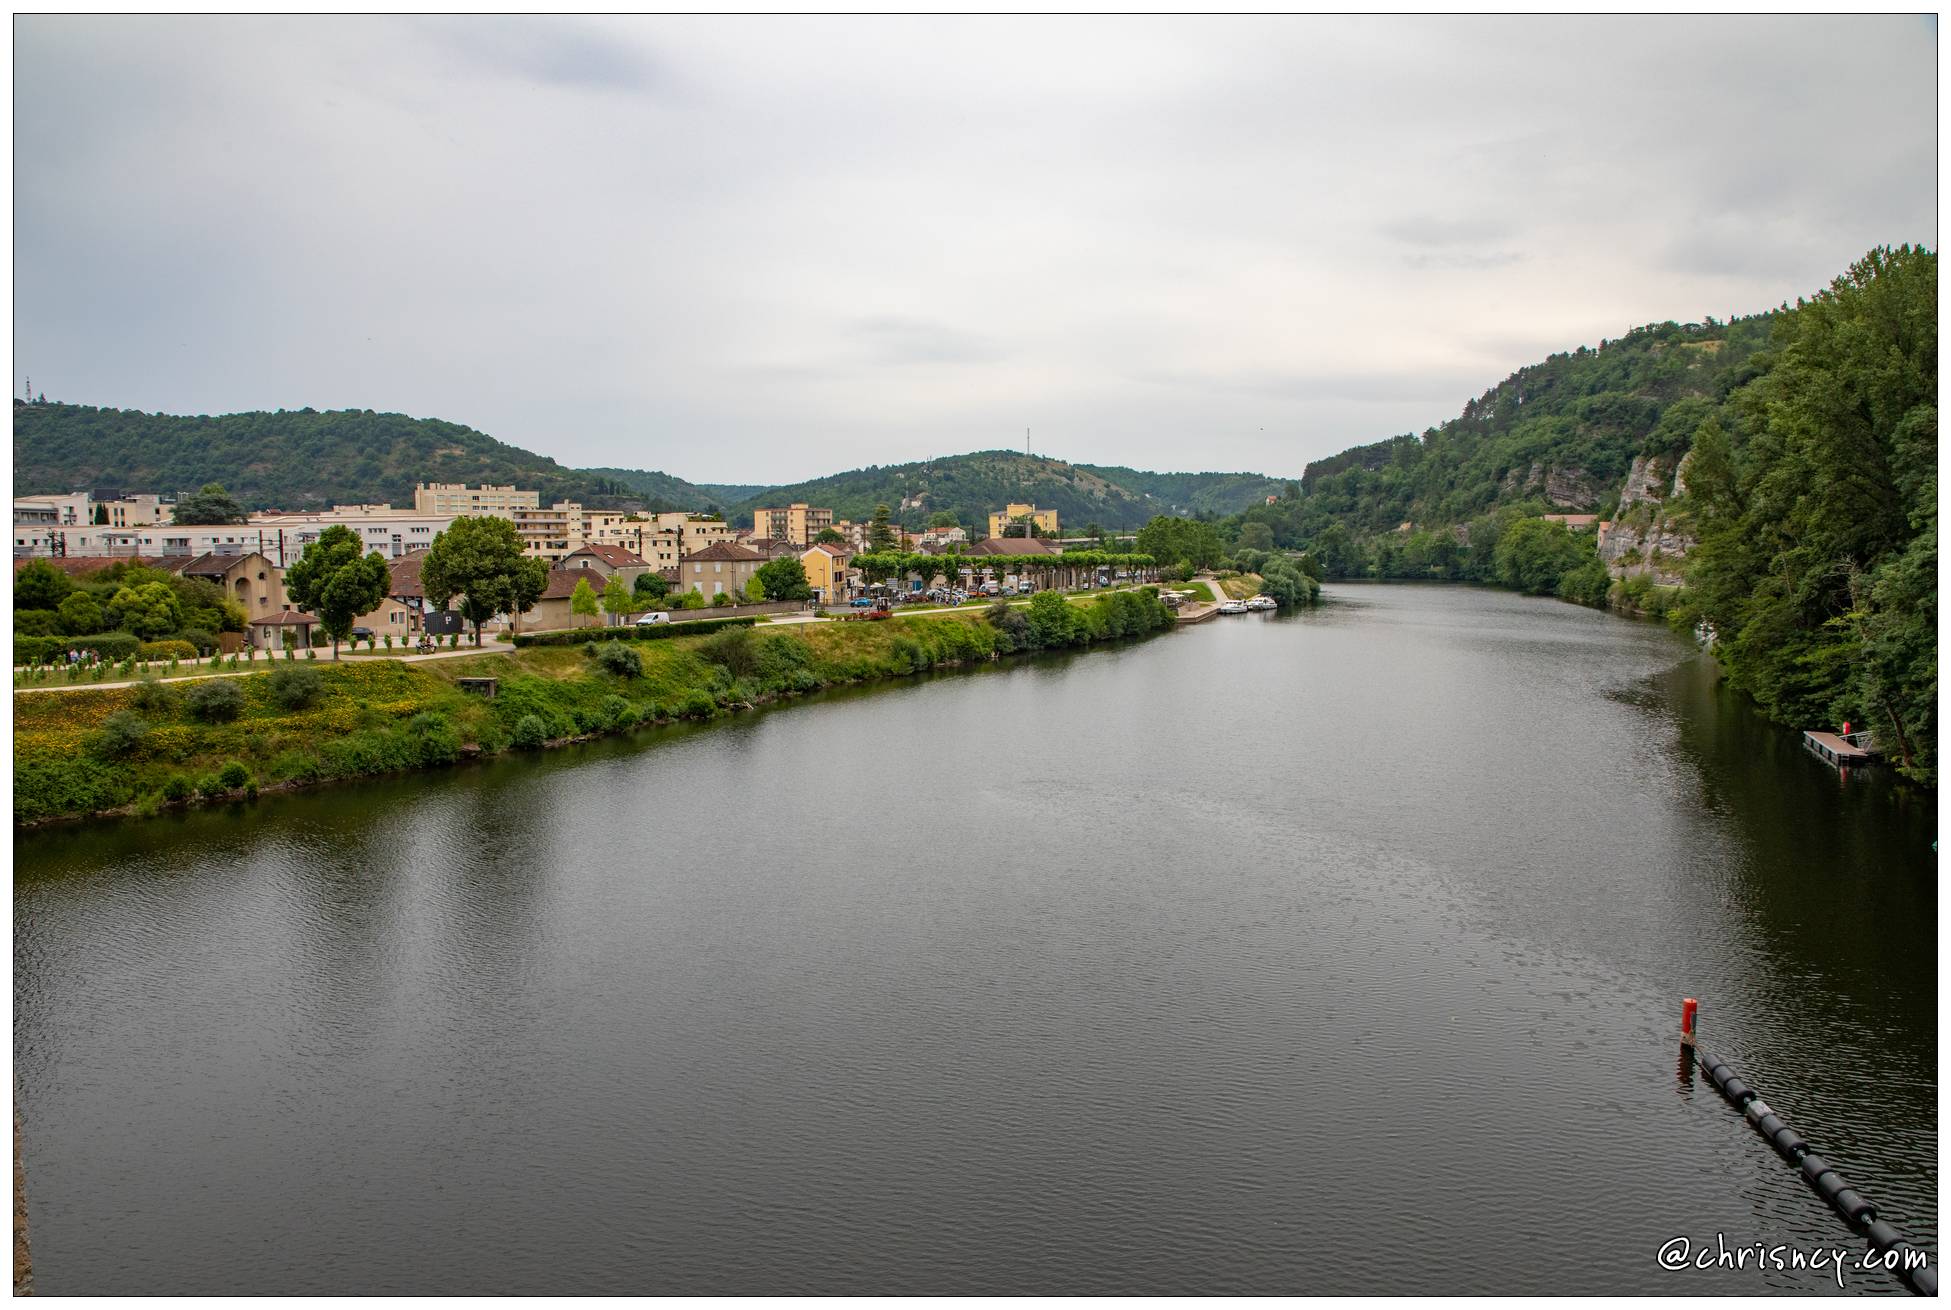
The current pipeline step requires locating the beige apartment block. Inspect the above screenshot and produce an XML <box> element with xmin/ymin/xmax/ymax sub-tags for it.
<box><xmin>512</xmin><ymin>501</ymin><xmax>584</xmax><ymax>562</ymax></box>
<box><xmin>751</xmin><ymin>503</ymin><xmax>834</xmax><ymax>547</ymax></box>
<box><xmin>413</xmin><ymin>483</ymin><xmax>541</xmax><ymax>516</ymax></box>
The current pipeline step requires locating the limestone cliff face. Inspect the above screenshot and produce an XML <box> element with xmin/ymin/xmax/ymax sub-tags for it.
<box><xmin>1601</xmin><ymin>453</ymin><xmax>1695</xmax><ymax>585</ymax></box>
<box><xmin>1500</xmin><ymin>461</ymin><xmax>1599</xmax><ymax>508</ymax></box>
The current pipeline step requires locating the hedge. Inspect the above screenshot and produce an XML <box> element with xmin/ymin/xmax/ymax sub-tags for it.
<box><xmin>138</xmin><ymin>640</ymin><xmax>200</xmax><ymax>661</ymax></box>
<box><xmin>510</xmin><ymin>616</ymin><xmax>758</xmax><ymax>648</ymax></box>
<box><xmin>14</xmin><ymin>632</ymin><xmax>142</xmax><ymax>665</ymax></box>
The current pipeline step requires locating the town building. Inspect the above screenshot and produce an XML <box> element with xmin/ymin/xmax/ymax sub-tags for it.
<box><xmin>670</xmin><ymin>541</ymin><xmax>765</xmax><ymax>599</ymax></box>
<box><xmin>560</xmin><ymin>544</ymin><xmax>653</xmax><ymax>589</ymax></box>
<box><xmin>178</xmin><ymin>551</ymin><xmax>290</xmax><ymax>619</ymax></box>
<box><xmin>102</xmin><ymin>494</ymin><xmax>174</xmax><ymax>527</ymax></box>
<box><xmin>800</xmin><ymin>542</ymin><xmax>854</xmax><ymax>604</ymax></box>
<box><xmin>752</xmin><ymin>503</ymin><xmax>835</xmax><ymax>547</ymax></box>
<box><xmin>511</xmin><ymin>501</ymin><xmax>583</xmax><ymax>562</ymax></box>
<box><xmin>987</xmin><ymin>503</ymin><xmax>1060</xmax><ymax>538</ymax></box>
<box><xmin>413</xmin><ymin>483</ymin><xmax>541</xmax><ymax>516</ymax></box>
<box><xmin>13</xmin><ymin>492</ymin><xmax>92</xmax><ymax>529</ymax></box>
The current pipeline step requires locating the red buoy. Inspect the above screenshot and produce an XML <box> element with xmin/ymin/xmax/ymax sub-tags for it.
<box><xmin>1681</xmin><ymin>997</ymin><xmax>1698</xmax><ymax>1048</ymax></box>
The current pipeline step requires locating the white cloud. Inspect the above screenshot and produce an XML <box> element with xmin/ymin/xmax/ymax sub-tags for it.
<box><xmin>13</xmin><ymin>15</ymin><xmax>1936</xmax><ymax>483</ymax></box>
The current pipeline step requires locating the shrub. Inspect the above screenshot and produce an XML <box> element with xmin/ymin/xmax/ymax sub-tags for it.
<box><xmin>595</xmin><ymin>642</ymin><xmax>643</xmax><ymax>679</ymax></box>
<box><xmin>185</xmin><ymin>677</ymin><xmax>246</xmax><ymax>722</ymax></box>
<box><xmin>698</xmin><ymin>627</ymin><xmax>759</xmax><ymax>678</ymax></box>
<box><xmin>601</xmin><ymin>694</ymin><xmax>633</xmax><ymax>728</ymax></box>
<box><xmin>511</xmin><ymin>714</ymin><xmax>548</xmax><ymax>749</ymax></box>
<box><xmin>130</xmin><ymin>675</ymin><xmax>178</xmax><ymax>714</ymax></box>
<box><xmin>138</xmin><ymin>640</ymin><xmax>199</xmax><ymax>661</ymax></box>
<box><xmin>15</xmin><ymin>609</ymin><xmax>60</xmax><ymax>637</ymax></box>
<box><xmin>711</xmin><ymin>591</ymin><xmax>734</xmax><ymax>607</ymax></box>
<box><xmin>510</xmin><ymin>616</ymin><xmax>757</xmax><ymax>647</ymax></box>
<box><xmin>177</xmin><ymin>627</ymin><xmax>218</xmax><ymax>656</ymax></box>
<box><xmin>407</xmin><ymin>711</ymin><xmax>463</xmax><ymax>765</ymax></box>
<box><xmin>194</xmin><ymin>773</ymin><xmax>226</xmax><ymax>799</ymax></box>
<box><xmin>217</xmin><ymin>760</ymin><xmax>252</xmax><ymax>790</ymax></box>
<box><xmin>270</xmin><ymin>750</ymin><xmax>324</xmax><ymax>784</ymax></box>
<box><xmin>13</xmin><ymin>632</ymin><xmax>141</xmax><ymax>666</ymax></box>
<box><xmin>266</xmin><ymin>663</ymin><xmax>325</xmax><ymax>710</ymax></box>
<box><xmin>161</xmin><ymin>774</ymin><xmax>193</xmax><ymax>803</ymax></box>
<box><xmin>677</xmin><ymin>689</ymin><xmax>718</xmax><ymax>719</ymax></box>
<box><xmin>87</xmin><ymin>711</ymin><xmax>150</xmax><ymax>759</ymax></box>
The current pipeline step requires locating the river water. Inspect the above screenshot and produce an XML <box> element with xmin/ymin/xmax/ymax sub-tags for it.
<box><xmin>13</xmin><ymin>583</ymin><xmax>1937</xmax><ymax>1294</ymax></box>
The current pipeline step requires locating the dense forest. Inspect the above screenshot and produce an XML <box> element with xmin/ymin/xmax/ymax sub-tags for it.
<box><xmin>724</xmin><ymin>451</ymin><xmax>1290</xmax><ymax>532</ymax></box>
<box><xmin>12</xmin><ymin>404</ymin><xmax>713</xmax><ymax>513</ymax></box>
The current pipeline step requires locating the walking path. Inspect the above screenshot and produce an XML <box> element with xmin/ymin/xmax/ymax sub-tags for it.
<box><xmin>14</xmin><ymin>643</ymin><xmax>505</xmax><ymax>694</ymax></box>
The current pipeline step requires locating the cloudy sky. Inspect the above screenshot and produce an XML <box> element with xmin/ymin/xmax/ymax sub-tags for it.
<box><xmin>14</xmin><ymin>15</ymin><xmax>1936</xmax><ymax>484</ymax></box>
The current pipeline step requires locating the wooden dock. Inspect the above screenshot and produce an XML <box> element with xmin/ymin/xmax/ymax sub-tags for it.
<box><xmin>1802</xmin><ymin>730</ymin><xmax>1882</xmax><ymax>767</ymax></box>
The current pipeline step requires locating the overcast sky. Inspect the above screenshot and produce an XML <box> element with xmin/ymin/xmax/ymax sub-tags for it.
<box><xmin>14</xmin><ymin>15</ymin><xmax>1937</xmax><ymax>484</ymax></box>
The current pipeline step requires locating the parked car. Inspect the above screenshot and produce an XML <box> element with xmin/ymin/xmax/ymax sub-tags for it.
<box><xmin>982</xmin><ymin>582</ymin><xmax>1002</xmax><ymax>596</ymax></box>
<box><xmin>1016</xmin><ymin>583</ymin><xmax>1034</xmax><ymax>595</ymax></box>
<box><xmin>850</xmin><ymin>596</ymin><xmax>877</xmax><ymax>608</ymax></box>
<box><xmin>351</xmin><ymin>626</ymin><xmax>374</xmax><ymax>639</ymax></box>
<box><xmin>636</xmin><ymin>612</ymin><xmax>671</xmax><ymax>625</ymax></box>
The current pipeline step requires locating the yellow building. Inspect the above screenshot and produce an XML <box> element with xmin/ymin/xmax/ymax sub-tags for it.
<box><xmin>753</xmin><ymin>503</ymin><xmax>835</xmax><ymax>547</ymax></box>
<box><xmin>987</xmin><ymin>503</ymin><xmax>1060</xmax><ymax>538</ymax></box>
<box><xmin>800</xmin><ymin>542</ymin><xmax>854</xmax><ymax>604</ymax></box>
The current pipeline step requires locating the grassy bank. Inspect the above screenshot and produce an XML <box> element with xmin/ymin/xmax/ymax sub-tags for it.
<box><xmin>15</xmin><ymin>589</ymin><xmax>1174</xmax><ymax>825</ymax></box>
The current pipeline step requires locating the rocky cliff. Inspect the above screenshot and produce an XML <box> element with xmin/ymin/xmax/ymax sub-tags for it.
<box><xmin>1599</xmin><ymin>453</ymin><xmax>1695</xmax><ymax>585</ymax></box>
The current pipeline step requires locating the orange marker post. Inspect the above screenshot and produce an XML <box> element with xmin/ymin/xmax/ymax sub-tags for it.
<box><xmin>1680</xmin><ymin>997</ymin><xmax>1698</xmax><ymax>1050</ymax></box>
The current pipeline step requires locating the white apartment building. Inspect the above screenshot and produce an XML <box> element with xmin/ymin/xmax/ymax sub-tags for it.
<box><xmin>13</xmin><ymin>509</ymin><xmax>455</xmax><ymax>565</ymax></box>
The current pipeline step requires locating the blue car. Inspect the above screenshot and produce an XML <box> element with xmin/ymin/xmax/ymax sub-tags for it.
<box><xmin>849</xmin><ymin>596</ymin><xmax>876</xmax><ymax>608</ymax></box>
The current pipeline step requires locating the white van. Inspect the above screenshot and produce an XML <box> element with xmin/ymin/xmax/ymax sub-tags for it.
<box><xmin>636</xmin><ymin>612</ymin><xmax>671</xmax><ymax>626</ymax></box>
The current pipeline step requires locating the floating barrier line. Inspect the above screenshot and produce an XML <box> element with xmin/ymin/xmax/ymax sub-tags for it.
<box><xmin>1683</xmin><ymin>998</ymin><xmax>1936</xmax><ymax>1297</ymax></box>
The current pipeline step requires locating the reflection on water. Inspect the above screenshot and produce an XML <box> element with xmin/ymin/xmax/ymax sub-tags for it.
<box><xmin>15</xmin><ymin>584</ymin><xmax>1935</xmax><ymax>1293</ymax></box>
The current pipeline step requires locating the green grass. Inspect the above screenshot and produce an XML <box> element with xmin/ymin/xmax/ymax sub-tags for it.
<box><xmin>15</xmin><ymin>590</ymin><xmax>1175</xmax><ymax>824</ymax></box>
<box><xmin>1178</xmin><ymin>582</ymin><xmax>1215</xmax><ymax>603</ymax></box>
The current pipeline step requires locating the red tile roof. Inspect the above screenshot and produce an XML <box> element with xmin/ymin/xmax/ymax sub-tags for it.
<box><xmin>247</xmin><ymin>609</ymin><xmax>316</xmax><ymax>627</ymax></box>
<box><xmin>563</xmin><ymin>543</ymin><xmax>649</xmax><ymax>569</ymax></box>
<box><xmin>683</xmin><ymin>541</ymin><xmax>764</xmax><ymax>562</ymax></box>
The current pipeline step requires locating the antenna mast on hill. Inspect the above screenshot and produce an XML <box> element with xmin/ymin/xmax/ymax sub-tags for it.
<box><xmin>1026</xmin><ymin>427</ymin><xmax>1030</xmax><ymax>457</ymax></box>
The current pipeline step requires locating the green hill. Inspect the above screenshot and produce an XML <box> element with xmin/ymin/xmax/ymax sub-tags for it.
<box><xmin>12</xmin><ymin>403</ymin><xmax>711</xmax><ymax>513</ymax></box>
<box><xmin>725</xmin><ymin>451</ymin><xmax>1293</xmax><ymax>533</ymax></box>
<box><xmin>1233</xmin><ymin>312</ymin><xmax>1779</xmax><ymax>544</ymax></box>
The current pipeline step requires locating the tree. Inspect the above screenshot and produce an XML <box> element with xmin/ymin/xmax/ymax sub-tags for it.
<box><xmin>752</xmin><ymin>556</ymin><xmax>812</xmax><ymax>602</ymax></box>
<box><xmin>57</xmin><ymin>591</ymin><xmax>104</xmax><ymax>635</ymax></box>
<box><xmin>108</xmin><ymin>581</ymin><xmax>184</xmax><ymax>638</ymax></box>
<box><xmin>1237</xmin><ymin>521</ymin><xmax>1275</xmax><ymax>553</ymax></box>
<box><xmin>633</xmin><ymin>571</ymin><xmax>670</xmax><ymax>602</ymax></box>
<box><xmin>602</xmin><ymin>575</ymin><xmax>634</xmax><ymax>625</ymax></box>
<box><xmin>928</xmin><ymin>510</ymin><xmax>960</xmax><ymax>529</ymax></box>
<box><xmin>815</xmin><ymin>527</ymin><xmax>846</xmax><ymax>545</ymax></box>
<box><xmin>15</xmin><ymin>559</ymin><xmax>72</xmax><ymax>611</ymax></box>
<box><xmin>869</xmin><ymin>504</ymin><xmax>896</xmax><ymax>552</ymax></box>
<box><xmin>421</xmin><ymin>515</ymin><xmax>548</xmax><ymax>647</ymax></box>
<box><xmin>571</xmin><ymin>576</ymin><xmax>600</xmax><ymax>627</ymax></box>
<box><xmin>171</xmin><ymin>482</ymin><xmax>248</xmax><ymax>525</ymax></box>
<box><xmin>92</xmin><ymin>504</ymin><xmax>107</xmax><ymax>525</ymax></box>
<box><xmin>743</xmin><ymin>575</ymin><xmax>766</xmax><ymax>603</ymax></box>
<box><xmin>283</xmin><ymin>523</ymin><xmax>391</xmax><ymax>659</ymax></box>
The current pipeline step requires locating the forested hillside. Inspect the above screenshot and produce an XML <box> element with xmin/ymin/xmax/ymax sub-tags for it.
<box><xmin>12</xmin><ymin>404</ymin><xmax>705</xmax><ymax>512</ymax></box>
<box><xmin>725</xmin><ymin>451</ymin><xmax>1291</xmax><ymax>532</ymax></box>
<box><xmin>1218</xmin><ymin>245</ymin><xmax>1936</xmax><ymax>784</ymax></box>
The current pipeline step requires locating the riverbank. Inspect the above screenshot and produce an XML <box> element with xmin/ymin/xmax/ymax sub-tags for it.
<box><xmin>14</xmin><ymin>589</ymin><xmax>1175</xmax><ymax>826</ymax></box>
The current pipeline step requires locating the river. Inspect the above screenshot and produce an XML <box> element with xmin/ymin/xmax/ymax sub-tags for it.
<box><xmin>13</xmin><ymin>583</ymin><xmax>1937</xmax><ymax>1294</ymax></box>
